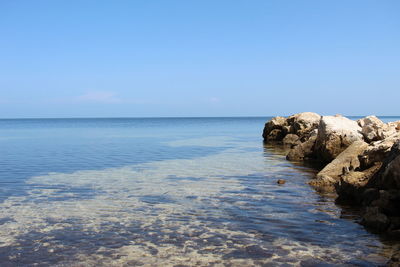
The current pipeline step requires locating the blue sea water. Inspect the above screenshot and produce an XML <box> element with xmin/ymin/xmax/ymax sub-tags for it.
<box><xmin>0</xmin><ymin>116</ymin><xmax>399</xmax><ymax>266</ymax></box>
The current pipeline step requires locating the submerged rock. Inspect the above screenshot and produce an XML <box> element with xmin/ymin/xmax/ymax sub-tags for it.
<box><xmin>277</xmin><ymin>179</ymin><xmax>286</xmax><ymax>185</ymax></box>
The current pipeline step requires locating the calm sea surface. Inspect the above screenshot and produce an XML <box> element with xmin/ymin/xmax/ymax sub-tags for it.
<box><xmin>0</xmin><ymin>117</ymin><xmax>399</xmax><ymax>266</ymax></box>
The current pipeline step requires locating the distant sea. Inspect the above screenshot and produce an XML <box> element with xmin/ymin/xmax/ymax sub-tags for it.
<box><xmin>0</xmin><ymin>116</ymin><xmax>399</xmax><ymax>266</ymax></box>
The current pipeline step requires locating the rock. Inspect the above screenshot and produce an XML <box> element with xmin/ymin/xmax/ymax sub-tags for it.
<box><xmin>316</xmin><ymin>141</ymin><xmax>369</xmax><ymax>185</ymax></box>
<box><xmin>358</xmin><ymin>116</ymin><xmax>399</xmax><ymax>142</ymax></box>
<box><xmin>335</xmin><ymin>163</ymin><xmax>382</xmax><ymax>203</ymax></box>
<box><xmin>388</xmin><ymin>250</ymin><xmax>400</xmax><ymax>267</ymax></box>
<box><xmin>281</xmin><ymin>125</ymin><xmax>293</xmax><ymax>136</ymax></box>
<box><xmin>263</xmin><ymin>112</ymin><xmax>321</xmax><ymax>142</ymax></box>
<box><xmin>277</xmin><ymin>179</ymin><xmax>286</xmax><ymax>185</ymax></box>
<box><xmin>381</xmin><ymin>152</ymin><xmax>400</xmax><ymax>190</ymax></box>
<box><xmin>361</xmin><ymin>188</ymin><xmax>380</xmax><ymax>206</ymax></box>
<box><xmin>361</xmin><ymin>206</ymin><xmax>390</xmax><ymax>232</ymax></box>
<box><xmin>263</xmin><ymin>116</ymin><xmax>287</xmax><ymax>140</ymax></box>
<box><xmin>369</xmin><ymin>190</ymin><xmax>400</xmax><ymax>217</ymax></box>
<box><xmin>265</xmin><ymin>129</ymin><xmax>285</xmax><ymax>142</ymax></box>
<box><xmin>286</xmin><ymin>112</ymin><xmax>321</xmax><ymax>136</ymax></box>
<box><xmin>357</xmin><ymin>115</ymin><xmax>385</xmax><ymax>128</ymax></box>
<box><xmin>315</xmin><ymin>116</ymin><xmax>364</xmax><ymax>163</ymax></box>
<box><xmin>286</xmin><ymin>135</ymin><xmax>317</xmax><ymax>161</ymax></box>
<box><xmin>359</xmin><ymin>132</ymin><xmax>400</xmax><ymax>169</ymax></box>
<box><xmin>389</xmin><ymin>217</ymin><xmax>400</xmax><ymax>231</ymax></box>
<box><xmin>282</xmin><ymin>134</ymin><xmax>300</xmax><ymax>146</ymax></box>
<box><xmin>388</xmin><ymin>121</ymin><xmax>400</xmax><ymax>131</ymax></box>
<box><xmin>357</xmin><ymin>116</ymin><xmax>394</xmax><ymax>142</ymax></box>
<box><xmin>370</xmin><ymin>140</ymin><xmax>400</xmax><ymax>190</ymax></box>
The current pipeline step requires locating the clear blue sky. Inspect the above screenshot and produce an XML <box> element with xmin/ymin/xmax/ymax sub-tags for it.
<box><xmin>0</xmin><ymin>0</ymin><xmax>399</xmax><ymax>118</ymax></box>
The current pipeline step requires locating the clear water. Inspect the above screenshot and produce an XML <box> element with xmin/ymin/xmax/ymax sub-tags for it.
<box><xmin>0</xmin><ymin>117</ymin><xmax>399</xmax><ymax>266</ymax></box>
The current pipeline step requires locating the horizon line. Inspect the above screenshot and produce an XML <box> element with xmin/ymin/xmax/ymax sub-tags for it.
<box><xmin>0</xmin><ymin>115</ymin><xmax>399</xmax><ymax>120</ymax></box>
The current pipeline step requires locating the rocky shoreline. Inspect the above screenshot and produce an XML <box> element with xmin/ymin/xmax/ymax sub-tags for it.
<box><xmin>263</xmin><ymin>112</ymin><xmax>400</xmax><ymax>266</ymax></box>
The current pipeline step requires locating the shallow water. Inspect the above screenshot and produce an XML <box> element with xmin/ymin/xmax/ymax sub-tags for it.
<box><xmin>0</xmin><ymin>117</ymin><xmax>399</xmax><ymax>266</ymax></box>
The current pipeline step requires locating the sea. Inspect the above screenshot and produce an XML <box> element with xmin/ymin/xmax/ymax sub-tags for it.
<box><xmin>0</xmin><ymin>116</ymin><xmax>399</xmax><ymax>266</ymax></box>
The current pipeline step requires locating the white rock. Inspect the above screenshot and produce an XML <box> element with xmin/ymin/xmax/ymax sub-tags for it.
<box><xmin>315</xmin><ymin>116</ymin><xmax>364</xmax><ymax>162</ymax></box>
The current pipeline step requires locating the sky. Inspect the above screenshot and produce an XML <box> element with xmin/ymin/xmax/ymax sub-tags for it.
<box><xmin>0</xmin><ymin>0</ymin><xmax>399</xmax><ymax>118</ymax></box>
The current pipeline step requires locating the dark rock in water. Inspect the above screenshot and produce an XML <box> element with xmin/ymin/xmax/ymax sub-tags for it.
<box><xmin>244</xmin><ymin>245</ymin><xmax>273</xmax><ymax>259</ymax></box>
<box><xmin>335</xmin><ymin>163</ymin><xmax>382</xmax><ymax>204</ymax></box>
<box><xmin>286</xmin><ymin>136</ymin><xmax>317</xmax><ymax>161</ymax></box>
<box><xmin>265</xmin><ymin>129</ymin><xmax>285</xmax><ymax>142</ymax></box>
<box><xmin>277</xmin><ymin>179</ymin><xmax>286</xmax><ymax>185</ymax></box>
<box><xmin>263</xmin><ymin>116</ymin><xmax>287</xmax><ymax>140</ymax></box>
<box><xmin>282</xmin><ymin>134</ymin><xmax>300</xmax><ymax>146</ymax></box>
<box><xmin>361</xmin><ymin>206</ymin><xmax>390</xmax><ymax>232</ymax></box>
<box><xmin>388</xmin><ymin>250</ymin><xmax>400</xmax><ymax>267</ymax></box>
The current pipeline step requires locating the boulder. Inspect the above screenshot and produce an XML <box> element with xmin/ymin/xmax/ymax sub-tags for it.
<box><xmin>379</xmin><ymin>140</ymin><xmax>400</xmax><ymax>190</ymax></box>
<box><xmin>286</xmin><ymin>112</ymin><xmax>321</xmax><ymax>136</ymax></box>
<box><xmin>282</xmin><ymin>134</ymin><xmax>300</xmax><ymax>146</ymax></box>
<box><xmin>335</xmin><ymin>163</ymin><xmax>382</xmax><ymax>203</ymax></box>
<box><xmin>358</xmin><ymin>116</ymin><xmax>400</xmax><ymax>143</ymax></box>
<box><xmin>263</xmin><ymin>116</ymin><xmax>287</xmax><ymax>141</ymax></box>
<box><xmin>359</xmin><ymin>132</ymin><xmax>400</xmax><ymax>169</ymax></box>
<box><xmin>315</xmin><ymin>115</ymin><xmax>364</xmax><ymax>163</ymax></box>
<box><xmin>315</xmin><ymin>141</ymin><xmax>369</xmax><ymax>185</ymax></box>
<box><xmin>361</xmin><ymin>206</ymin><xmax>390</xmax><ymax>232</ymax></box>
<box><xmin>286</xmin><ymin>135</ymin><xmax>317</xmax><ymax>161</ymax></box>
<box><xmin>265</xmin><ymin>129</ymin><xmax>284</xmax><ymax>142</ymax></box>
<box><xmin>357</xmin><ymin>115</ymin><xmax>384</xmax><ymax>128</ymax></box>
<box><xmin>388</xmin><ymin>250</ymin><xmax>400</xmax><ymax>267</ymax></box>
<box><xmin>263</xmin><ymin>112</ymin><xmax>321</xmax><ymax>142</ymax></box>
<box><xmin>388</xmin><ymin>121</ymin><xmax>400</xmax><ymax>131</ymax></box>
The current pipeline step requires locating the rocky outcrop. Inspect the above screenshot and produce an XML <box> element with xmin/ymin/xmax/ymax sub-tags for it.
<box><xmin>282</xmin><ymin>134</ymin><xmax>300</xmax><ymax>146</ymax></box>
<box><xmin>286</xmin><ymin>112</ymin><xmax>321</xmax><ymax>138</ymax></box>
<box><xmin>358</xmin><ymin>115</ymin><xmax>399</xmax><ymax>143</ymax></box>
<box><xmin>313</xmin><ymin>141</ymin><xmax>368</xmax><ymax>187</ymax></box>
<box><xmin>379</xmin><ymin>141</ymin><xmax>400</xmax><ymax>189</ymax></box>
<box><xmin>262</xmin><ymin>112</ymin><xmax>320</xmax><ymax>142</ymax></box>
<box><xmin>263</xmin><ymin>113</ymin><xmax>400</xmax><ymax>237</ymax></box>
<box><xmin>358</xmin><ymin>116</ymin><xmax>386</xmax><ymax>142</ymax></box>
<box><xmin>262</xmin><ymin>116</ymin><xmax>286</xmax><ymax>141</ymax></box>
<box><xmin>359</xmin><ymin>133</ymin><xmax>400</xmax><ymax>169</ymax></box>
<box><xmin>314</xmin><ymin>115</ymin><xmax>363</xmax><ymax>163</ymax></box>
<box><xmin>388</xmin><ymin>250</ymin><xmax>400</xmax><ymax>267</ymax></box>
<box><xmin>335</xmin><ymin>163</ymin><xmax>382</xmax><ymax>203</ymax></box>
<box><xmin>286</xmin><ymin>135</ymin><xmax>317</xmax><ymax>161</ymax></box>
